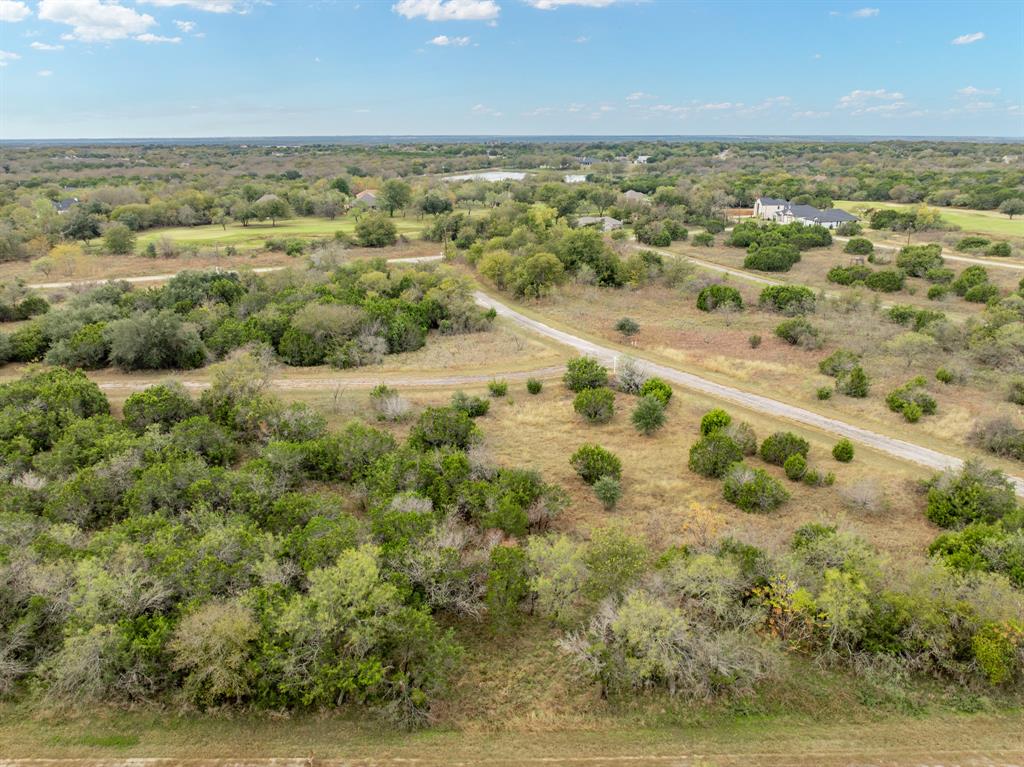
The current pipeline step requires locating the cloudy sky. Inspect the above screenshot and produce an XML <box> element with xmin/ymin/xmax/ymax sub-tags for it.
<box><xmin>0</xmin><ymin>0</ymin><xmax>1020</xmax><ymax>138</ymax></box>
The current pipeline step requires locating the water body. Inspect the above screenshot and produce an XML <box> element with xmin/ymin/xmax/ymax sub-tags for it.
<box><xmin>444</xmin><ymin>170</ymin><xmax>528</xmax><ymax>182</ymax></box>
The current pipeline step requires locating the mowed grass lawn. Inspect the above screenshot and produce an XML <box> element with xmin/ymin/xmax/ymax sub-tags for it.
<box><xmin>133</xmin><ymin>214</ymin><xmax>427</xmax><ymax>249</ymax></box>
<box><xmin>835</xmin><ymin>199</ymin><xmax>1024</xmax><ymax>239</ymax></box>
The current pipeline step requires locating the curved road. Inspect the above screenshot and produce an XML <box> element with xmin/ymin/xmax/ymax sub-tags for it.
<box><xmin>24</xmin><ymin>259</ymin><xmax>1024</xmax><ymax>493</ymax></box>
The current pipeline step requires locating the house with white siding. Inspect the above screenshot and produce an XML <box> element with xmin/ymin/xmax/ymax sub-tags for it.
<box><xmin>753</xmin><ymin>197</ymin><xmax>857</xmax><ymax>230</ymax></box>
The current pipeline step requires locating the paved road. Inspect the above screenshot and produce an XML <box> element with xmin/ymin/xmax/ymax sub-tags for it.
<box><xmin>475</xmin><ymin>289</ymin><xmax>1024</xmax><ymax>494</ymax></box>
<box><xmin>18</xmin><ymin>258</ymin><xmax>1024</xmax><ymax>493</ymax></box>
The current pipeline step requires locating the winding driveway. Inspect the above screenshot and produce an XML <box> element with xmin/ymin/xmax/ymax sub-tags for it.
<box><xmin>24</xmin><ymin>259</ymin><xmax>1024</xmax><ymax>493</ymax></box>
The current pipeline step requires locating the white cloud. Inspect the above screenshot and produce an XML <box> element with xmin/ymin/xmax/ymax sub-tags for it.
<box><xmin>38</xmin><ymin>0</ymin><xmax>157</xmax><ymax>42</ymax></box>
<box><xmin>697</xmin><ymin>102</ymin><xmax>734</xmax><ymax>111</ymax></box>
<box><xmin>813</xmin><ymin>52</ymin><xmax>822</xmax><ymax>59</ymax></box>
<box><xmin>951</xmin><ymin>31</ymin><xmax>984</xmax><ymax>45</ymax></box>
<box><xmin>837</xmin><ymin>88</ymin><xmax>907</xmax><ymax>116</ymax></box>
<box><xmin>0</xmin><ymin>49</ymin><xmax>20</xmax><ymax>66</ymax></box>
<box><xmin>139</xmin><ymin>0</ymin><xmax>246</xmax><ymax>12</ymax></box>
<box><xmin>527</xmin><ymin>0</ymin><xmax>615</xmax><ymax>8</ymax></box>
<box><xmin>135</xmin><ymin>33</ymin><xmax>182</xmax><ymax>43</ymax></box>
<box><xmin>174</xmin><ymin>19</ymin><xmax>196</xmax><ymax>32</ymax></box>
<box><xmin>30</xmin><ymin>41</ymin><xmax>65</xmax><ymax>50</ymax></box>
<box><xmin>574</xmin><ymin>35</ymin><xmax>588</xmax><ymax>43</ymax></box>
<box><xmin>37</xmin><ymin>68</ymin><xmax>53</xmax><ymax>76</ymax></box>
<box><xmin>626</xmin><ymin>91</ymin><xmax>653</xmax><ymax>101</ymax></box>
<box><xmin>598</xmin><ymin>104</ymin><xmax>614</xmax><ymax>112</ymax></box>
<box><xmin>957</xmin><ymin>85</ymin><xmax>999</xmax><ymax>96</ymax></box>
<box><xmin>851</xmin><ymin>7</ymin><xmax>879</xmax><ymax>17</ymax></box>
<box><xmin>393</xmin><ymin>0</ymin><xmax>500</xmax><ymax>21</ymax></box>
<box><xmin>0</xmin><ymin>0</ymin><xmax>30</xmax><ymax>22</ymax></box>
<box><xmin>471</xmin><ymin>103</ymin><xmax>502</xmax><ymax>117</ymax></box>
<box><xmin>429</xmin><ymin>34</ymin><xmax>471</xmax><ymax>45</ymax></box>
<box><xmin>793</xmin><ymin>110</ymin><xmax>830</xmax><ymax>119</ymax></box>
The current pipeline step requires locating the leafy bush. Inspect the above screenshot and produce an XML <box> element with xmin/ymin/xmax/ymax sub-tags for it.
<box><xmin>563</xmin><ymin>356</ymin><xmax>609</xmax><ymax>392</ymax></box>
<box><xmin>784</xmin><ymin>454</ymin><xmax>807</xmax><ymax>481</ymax></box>
<box><xmin>632</xmin><ymin>396</ymin><xmax>666</xmax><ymax>436</ymax></box>
<box><xmin>836</xmin><ymin>366</ymin><xmax>871</xmax><ymax>398</ymax></box>
<box><xmin>817</xmin><ymin>386</ymin><xmax>832</xmax><ymax>400</ymax></box>
<box><xmin>818</xmin><ymin>349</ymin><xmax>860</xmax><ymax>378</ymax></box>
<box><xmin>723</xmin><ymin>463</ymin><xmax>789</xmax><ymax>513</ymax></box>
<box><xmin>896</xmin><ymin>244</ymin><xmax>943</xmax><ymax>277</ymax></box>
<box><xmin>692</xmin><ymin>232</ymin><xmax>714</xmax><ymax>246</ymax></box>
<box><xmin>639</xmin><ymin>377</ymin><xmax>672</xmax><ymax>405</ymax></box>
<box><xmin>927</xmin><ymin>284</ymin><xmax>950</xmax><ymax>301</ymax></box>
<box><xmin>748</xmin><ymin>334</ymin><xmax>762</xmax><ymax>348</ymax></box>
<box><xmin>486</xmin><ymin>546</ymin><xmax>530</xmax><ymax>629</ymax></box>
<box><xmin>843</xmin><ymin>237</ymin><xmax>874</xmax><ymax>255</ymax></box>
<box><xmin>488</xmin><ymin>380</ymin><xmax>508</xmax><ymax>398</ymax></box>
<box><xmin>451</xmin><ymin>391</ymin><xmax>490</xmax><ymax>418</ymax></box>
<box><xmin>970</xmin><ymin>416</ymin><xmax>1024</xmax><ymax>462</ymax></box>
<box><xmin>744</xmin><ymin>244</ymin><xmax>800</xmax><ymax>272</ymax></box>
<box><xmin>105</xmin><ymin>310</ymin><xmax>206</xmax><ymax>371</ymax></box>
<box><xmin>964</xmin><ymin>283</ymin><xmax>1000</xmax><ymax>303</ymax></box>
<box><xmin>956</xmin><ymin>236</ymin><xmax>990</xmax><ymax>252</ymax></box>
<box><xmin>570</xmin><ymin>443</ymin><xmax>622</xmax><ymax>484</ymax></box>
<box><xmin>774</xmin><ymin>317</ymin><xmax>820</xmax><ymax>347</ymax></box>
<box><xmin>935</xmin><ymin>368</ymin><xmax>954</xmax><ymax>384</ymax></box>
<box><xmin>697</xmin><ymin>284</ymin><xmax>743</xmax><ymax>312</ymax></box>
<box><xmin>615</xmin><ymin>317</ymin><xmax>640</xmax><ymax>337</ymax></box>
<box><xmin>987</xmin><ymin>242</ymin><xmax>1012</xmax><ymax>257</ymax></box>
<box><xmin>760</xmin><ymin>431</ymin><xmax>810</xmax><ymax>466</ymax></box>
<box><xmin>723</xmin><ymin>421</ymin><xmax>758</xmax><ymax>455</ymax></box>
<box><xmin>573</xmin><ymin>386</ymin><xmax>615</xmax><ymax>424</ymax></box>
<box><xmin>354</xmin><ymin>213</ymin><xmax>398</xmax><ymax>247</ymax></box>
<box><xmin>409</xmin><ymin>406</ymin><xmax>479</xmax><ymax>450</ymax></box>
<box><xmin>593</xmin><ymin>475</ymin><xmax>623</xmax><ymax>511</ymax></box>
<box><xmin>123</xmin><ymin>382</ymin><xmax>198</xmax><ymax>432</ymax></box>
<box><xmin>827</xmin><ymin>265</ymin><xmax>872</xmax><ymax>285</ymax></box>
<box><xmin>758</xmin><ymin>284</ymin><xmax>815</xmax><ymax>315</ymax></box>
<box><xmin>885</xmin><ymin>377</ymin><xmax>937</xmax><ymax>422</ymax></box>
<box><xmin>925</xmin><ymin>460</ymin><xmax>1018</xmax><ymax>529</ymax></box>
<box><xmin>688</xmin><ymin>433</ymin><xmax>743</xmax><ymax>478</ymax></box>
<box><xmin>700</xmin><ymin>408</ymin><xmax>732</xmax><ymax>435</ymax></box>
<box><xmin>526</xmin><ymin>378</ymin><xmax>543</xmax><ymax>395</ymax></box>
<box><xmin>863</xmin><ymin>270</ymin><xmax>905</xmax><ymax>293</ymax></box>
<box><xmin>832</xmin><ymin>439</ymin><xmax>854</xmax><ymax>463</ymax></box>
<box><xmin>952</xmin><ymin>265</ymin><xmax>989</xmax><ymax>297</ymax></box>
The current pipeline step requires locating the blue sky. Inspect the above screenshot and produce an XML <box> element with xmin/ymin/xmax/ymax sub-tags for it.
<box><xmin>0</xmin><ymin>0</ymin><xmax>1021</xmax><ymax>138</ymax></box>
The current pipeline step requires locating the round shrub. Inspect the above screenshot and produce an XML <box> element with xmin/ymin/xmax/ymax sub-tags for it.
<box><xmin>563</xmin><ymin>355</ymin><xmax>609</xmax><ymax>392</ymax></box>
<box><xmin>925</xmin><ymin>460</ymin><xmax>1017</xmax><ymax>529</ymax></box>
<box><xmin>837</xmin><ymin>366</ymin><xmax>871</xmax><ymax>398</ymax></box>
<box><xmin>632</xmin><ymin>396</ymin><xmax>666</xmax><ymax>436</ymax></box>
<box><xmin>570</xmin><ymin>443</ymin><xmax>622</xmax><ymax>484</ymax></box>
<box><xmin>952</xmin><ymin>265</ymin><xmax>989</xmax><ymax>296</ymax></box>
<box><xmin>488</xmin><ymin>380</ymin><xmax>508</xmax><ymax>397</ymax></box>
<box><xmin>832</xmin><ymin>438</ymin><xmax>854</xmax><ymax>463</ymax></box>
<box><xmin>817</xmin><ymin>386</ymin><xmax>832</xmax><ymax>400</ymax></box>
<box><xmin>723</xmin><ymin>463</ymin><xmax>789</xmax><ymax>513</ymax></box>
<box><xmin>700</xmin><ymin>408</ymin><xmax>732</xmax><ymax>436</ymax></box>
<box><xmin>450</xmin><ymin>391</ymin><xmax>490</xmax><ymax>418</ymax></box>
<box><xmin>123</xmin><ymin>382</ymin><xmax>198</xmax><ymax>433</ymax></box>
<box><xmin>987</xmin><ymin>242</ymin><xmax>1012</xmax><ymax>258</ymax></box>
<box><xmin>749</xmin><ymin>334</ymin><xmax>762</xmax><ymax>348</ymax></box>
<box><xmin>697</xmin><ymin>284</ymin><xmax>743</xmax><ymax>312</ymax></box>
<box><xmin>639</xmin><ymin>377</ymin><xmax>672</xmax><ymax>405</ymax></box>
<box><xmin>688</xmin><ymin>433</ymin><xmax>743</xmax><ymax>478</ymax></box>
<box><xmin>956</xmin><ymin>236</ymin><xmax>990</xmax><ymax>252</ymax></box>
<box><xmin>927</xmin><ymin>284</ymin><xmax>950</xmax><ymax>301</ymax></box>
<box><xmin>526</xmin><ymin>378</ymin><xmax>543</xmax><ymax>395</ymax></box>
<box><xmin>409</xmin><ymin>406</ymin><xmax>479</xmax><ymax>450</ymax></box>
<box><xmin>843</xmin><ymin>237</ymin><xmax>874</xmax><ymax>256</ymax></box>
<box><xmin>758</xmin><ymin>284</ymin><xmax>815</xmax><ymax>315</ymax></box>
<box><xmin>896</xmin><ymin>244</ymin><xmax>943</xmax><ymax>277</ymax></box>
<box><xmin>593</xmin><ymin>475</ymin><xmax>622</xmax><ymax>511</ymax></box>
<box><xmin>744</xmin><ymin>244</ymin><xmax>800</xmax><ymax>272</ymax></box>
<box><xmin>723</xmin><ymin>421</ymin><xmax>758</xmax><ymax>455</ymax></box>
<box><xmin>775</xmin><ymin>317</ymin><xmax>819</xmax><ymax>347</ymax></box>
<box><xmin>828</xmin><ymin>265</ymin><xmax>872</xmax><ymax>285</ymax></box>
<box><xmin>784</xmin><ymin>454</ymin><xmax>807</xmax><ymax>481</ymax></box>
<box><xmin>864</xmin><ymin>270</ymin><xmax>905</xmax><ymax>293</ymax></box>
<box><xmin>964</xmin><ymin>283</ymin><xmax>1000</xmax><ymax>304</ymax></box>
<box><xmin>615</xmin><ymin>317</ymin><xmax>640</xmax><ymax>337</ymax></box>
<box><xmin>573</xmin><ymin>386</ymin><xmax>615</xmax><ymax>424</ymax></box>
<box><xmin>760</xmin><ymin>431</ymin><xmax>810</xmax><ymax>466</ymax></box>
<box><xmin>935</xmin><ymin>368</ymin><xmax>954</xmax><ymax>385</ymax></box>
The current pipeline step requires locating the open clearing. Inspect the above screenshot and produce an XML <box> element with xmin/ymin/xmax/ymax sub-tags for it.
<box><xmin>835</xmin><ymin>199</ymin><xmax>1024</xmax><ymax>239</ymax></box>
<box><xmin>130</xmin><ymin>215</ymin><xmax>426</xmax><ymax>249</ymax></box>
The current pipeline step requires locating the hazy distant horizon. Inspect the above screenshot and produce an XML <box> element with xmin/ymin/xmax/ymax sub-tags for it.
<box><xmin>3</xmin><ymin>134</ymin><xmax>1023</xmax><ymax>147</ymax></box>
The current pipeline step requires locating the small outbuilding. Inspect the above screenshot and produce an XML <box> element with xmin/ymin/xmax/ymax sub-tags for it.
<box><xmin>575</xmin><ymin>215</ymin><xmax>623</xmax><ymax>232</ymax></box>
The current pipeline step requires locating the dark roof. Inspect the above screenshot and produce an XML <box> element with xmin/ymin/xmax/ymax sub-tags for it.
<box><xmin>782</xmin><ymin>202</ymin><xmax>857</xmax><ymax>224</ymax></box>
<box><xmin>756</xmin><ymin>197</ymin><xmax>787</xmax><ymax>205</ymax></box>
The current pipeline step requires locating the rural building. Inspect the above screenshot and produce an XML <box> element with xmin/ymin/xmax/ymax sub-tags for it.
<box><xmin>623</xmin><ymin>190</ymin><xmax>650</xmax><ymax>204</ymax></box>
<box><xmin>575</xmin><ymin>215</ymin><xmax>623</xmax><ymax>232</ymax></box>
<box><xmin>52</xmin><ymin>197</ymin><xmax>79</xmax><ymax>214</ymax></box>
<box><xmin>353</xmin><ymin>190</ymin><xmax>379</xmax><ymax>207</ymax></box>
<box><xmin>633</xmin><ymin>155</ymin><xmax>650</xmax><ymax>164</ymax></box>
<box><xmin>753</xmin><ymin>196</ymin><xmax>857</xmax><ymax>229</ymax></box>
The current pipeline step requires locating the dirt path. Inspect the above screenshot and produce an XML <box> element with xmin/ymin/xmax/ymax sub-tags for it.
<box><xmin>17</xmin><ymin>259</ymin><xmax>1024</xmax><ymax>493</ymax></box>
<box><xmin>475</xmin><ymin>290</ymin><xmax>1024</xmax><ymax>494</ymax></box>
<box><xmin>832</xmin><ymin>234</ymin><xmax>1024</xmax><ymax>271</ymax></box>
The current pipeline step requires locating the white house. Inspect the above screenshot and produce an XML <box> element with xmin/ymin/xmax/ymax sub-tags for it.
<box><xmin>753</xmin><ymin>197</ymin><xmax>857</xmax><ymax>230</ymax></box>
<box><xmin>633</xmin><ymin>155</ymin><xmax>650</xmax><ymax>165</ymax></box>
